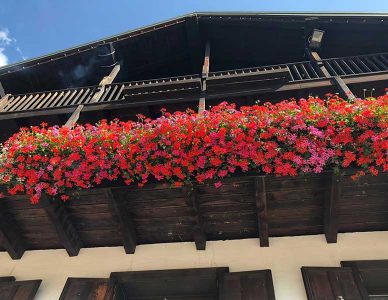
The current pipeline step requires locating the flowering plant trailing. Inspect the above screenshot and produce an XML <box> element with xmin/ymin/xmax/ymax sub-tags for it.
<box><xmin>0</xmin><ymin>95</ymin><xmax>387</xmax><ymax>204</ymax></box>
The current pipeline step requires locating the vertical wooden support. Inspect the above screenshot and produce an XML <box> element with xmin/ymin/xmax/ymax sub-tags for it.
<box><xmin>40</xmin><ymin>195</ymin><xmax>82</xmax><ymax>256</ymax></box>
<box><xmin>107</xmin><ymin>189</ymin><xmax>137</xmax><ymax>254</ymax></box>
<box><xmin>254</xmin><ymin>177</ymin><xmax>269</xmax><ymax>247</ymax></box>
<box><xmin>64</xmin><ymin>64</ymin><xmax>121</xmax><ymax>128</ymax></box>
<box><xmin>324</xmin><ymin>172</ymin><xmax>341</xmax><ymax>243</ymax></box>
<box><xmin>198</xmin><ymin>42</ymin><xmax>210</xmax><ymax>114</ymax></box>
<box><xmin>0</xmin><ymin>201</ymin><xmax>25</xmax><ymax>259</ymax></box>
<box><xmin>184</xmin><ymin>184</ymin><xmax>206</xmax><ymax>250</ymax></box>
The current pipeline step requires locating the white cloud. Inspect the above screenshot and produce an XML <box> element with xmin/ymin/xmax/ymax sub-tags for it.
<box><xmin>0</xmin><ymin>48</ymin><xmax>8</xmax><ymax>67</ymax></box>
<box><xmin>0</xmin><ymin>29</ymin><xmax>12</xmax><ymax>45</ymax></box>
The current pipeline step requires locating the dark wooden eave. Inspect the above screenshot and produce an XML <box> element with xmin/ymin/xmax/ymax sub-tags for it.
<box><xmin>0</xmin><ymin>171</ymin><xmax>387</xmax><ymax>260</ymax></box>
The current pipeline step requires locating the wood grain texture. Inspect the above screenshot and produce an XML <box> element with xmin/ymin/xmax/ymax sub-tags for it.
<box><xmin>0</xmin><ymin>172</ymin><xmax>387</xmax><ymax>257</ymax></box>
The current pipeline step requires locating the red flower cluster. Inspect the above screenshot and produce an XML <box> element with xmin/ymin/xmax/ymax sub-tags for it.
<box><xmin>0</xmin><ymin>95</ymin><xmax>387</xmax><ymax>203</ymax></box>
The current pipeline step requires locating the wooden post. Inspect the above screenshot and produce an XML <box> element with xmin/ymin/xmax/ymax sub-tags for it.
<box><xmin>107</xmin><ymin>189</ymin><xmax>137</xmax><ymax>254</ymax></box>
<box><xmin>40</xmin><ymin>195</ymin><xmax>82</xmax><ymax>256</ymax></box>
<box><xmin>184</xmin><ymin>184</ymin><xmax>206</xmax><ymax>250</ymax></box>
<box><xmin>64</xmin><ymin>64</ymin><xmax>120</xmax><ymax>128</ymax></box>
<box><xmin>198</xmin><ymin>42</ymin><xmax>210</xmax><ymax>115</ymax></box>
<box><xmin>254</xmin><ymin>177</ymin><xmax>269</xmax><ymax>247</ymax></box>
<box><xmin>324</xmin><ymin>172</ymin><xmax>341</xmax><ymax>243</ymax></box>
<box><xmin>307</xmin><ymin>49</ymin><xmax>356</xmax><ymax>100</ymax></box>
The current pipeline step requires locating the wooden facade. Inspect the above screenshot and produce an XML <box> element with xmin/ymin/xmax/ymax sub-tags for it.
<box><xmin>0</xmin><ymin>12</ymin><xmax>388</xmax><ymax>299</ymax></box>
<box><xmin>0</xmin><ymin>171</ymin><xmax>387</xmax><ymax>258</ymax></box>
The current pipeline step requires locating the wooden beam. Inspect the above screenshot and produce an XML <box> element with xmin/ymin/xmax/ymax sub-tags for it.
<box><xmin>184</xmin><ymin>184</ymin><xmax>206</xmax><ymax>250</ymax></box>
<box><xmin>332</xmin><ymin>76</ymin><xmax>356</xmax><ymax>100</ymax></box>
<box><xmin>324</xmin><ymin>172</ymin><xmax>341</xmax><ymax>243</ymax></box>
<box><xmin>64</xmin><ymin>105</ymin><xmax>83</xmax><ymax>128</ymax></box>
<box><xmin>64</xmin><ymin>65</ymin><xmax>121</xmax><ymax>127</ymax></box>
<box><xmin>0</xmin><ymin>200</ymin><xmax>25</xmax><ymax>259</ymax></box>
<box><xmin>198</xmin><ymin>42</ymin><xmax>210</xmax><ymax>115</ymax></box>
<box><xmin>254</xmin><ymin>177</ymin><xmax>269</xmax><ymax>247</ymax></box>
<box><xmin>306</xmin><ymin>49</ymin><xmax>356</xmax><ymax>99</ymax></box>
<box><xmin>40</xmin><ymin>195</ymin><xmax>82</xmax><ymax>256</ymax></box>
<box><xmin>107</xmin><ymin>189</ymin><xmax>137</xmax><ymax>254</ymax></box>
<box><xmin>202</xmin><ymin>41</ymin><xmax>211</xmax><ymax>78</ymax></box>
<box><xmin>307</xmin><ymin>50</ymin><xmax>331</xmax><ymax>78</ymax></box>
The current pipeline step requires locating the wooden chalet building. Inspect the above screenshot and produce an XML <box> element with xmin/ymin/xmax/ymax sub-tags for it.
<box><xmin>0</xmin><ymin>12</ymin><xmax>388</xmax><ymax>299</ymax></box>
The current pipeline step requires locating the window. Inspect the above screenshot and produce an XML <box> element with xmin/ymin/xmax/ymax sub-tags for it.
<box><xmin>0</xmin><ymin>276</ymin><xmax>41</xmax><ymax>300</ymax></box>
<box><xmin>342</xmin><ymin>260</ymin><xmax>388</xmax><ymax>300</ymax></box>
<box><xmin>302</xmin><ymin>260</ymin><xmax>388</xmax><ymax>300</ymax></box>
<box><xmin>59</xmin><ymin>267</ymin><xmax>276</xmax><ymax>300</ymax></box>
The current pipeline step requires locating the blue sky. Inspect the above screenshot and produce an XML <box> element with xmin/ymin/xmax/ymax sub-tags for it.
<box><xmin>0</xmin><ymin>0</ymin><xmax>387</xmax><ymax>66</ymax></box>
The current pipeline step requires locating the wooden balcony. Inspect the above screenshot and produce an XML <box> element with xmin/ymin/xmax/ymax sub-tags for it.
<box><xmin>0</xmin><ymin>171</ymin><xmax>387</xmax><ymax>259</ymax></box>
<box><xmin>1</xmin><ymin>52</ymin><xmax>388</xmax><ymax>121</ymax></box>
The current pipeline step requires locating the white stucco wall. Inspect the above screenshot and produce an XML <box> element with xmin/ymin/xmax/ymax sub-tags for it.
<box><xmin>1</xmin><ymin>231</ymin><xmax>388</xmax><ymax>299</ymax></box>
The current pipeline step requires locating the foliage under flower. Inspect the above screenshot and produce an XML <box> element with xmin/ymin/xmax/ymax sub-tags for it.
<box><xmin>0</xmin><ymin>95</ymin><xmax>387</xmax><ymax>203</ymax></box>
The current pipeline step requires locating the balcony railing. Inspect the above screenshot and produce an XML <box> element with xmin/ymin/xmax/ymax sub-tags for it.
<box><xmin>1</xmin><ymin>52</ymin><xmax>388</xmax><ymax>114</ymax></box>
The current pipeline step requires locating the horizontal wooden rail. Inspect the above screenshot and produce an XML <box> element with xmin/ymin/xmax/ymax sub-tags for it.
<box><xmin>0</xmin><ymin>52</ymin><xmax>388</xmax><ymax>117</ymax></box>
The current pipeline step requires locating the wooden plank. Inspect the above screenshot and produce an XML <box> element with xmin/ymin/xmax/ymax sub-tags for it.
<box><xmin>324</xmin><ymin>172</ymin><xmax>340</xmax><ymax>243</ymax></box>
<box><xmin>110</xmin><ymin>267</ymin><xmax>227</xmax><ymax>298</ymax></box>
<box><xmin>254</xmin><ymin>177</ymin><xmax>269</xmax><ymax>247</ymax></box>
<box><xmin>40</xmin><ymin>195</ymin><xmax>82</xmax><ymax>256</ymax></box>
<box><xmin>0</xmin><ymin>201</ymin><xmax>25</xmax><ymax>259</ymax></box>
<box><xmin>184</xmin><ymin>184</ymin><xmax>206</xmax><ymax>250</ymax></box>
<box><xmin>302</xmin><ymin>267</ymin><xmax>363</xmax><ymax>300</ymax></box>
<box><xmin>59</xmin><ymin>278</ymin><xmax>112</xmax><ymax>300</ymax></box>
<box><xmin>8</xmin><ymin>280</ymin><xmax>42</xmax><ymax>300</ymax></box>
<box><xmin>342</xmin><ymin>260</ymin><xmax>388</xmax><ymax>296</ymax></box>
<box><xmin>220</xmin><ymin>270</ymin><xmax>276</xmax><ymax>300</ymax></box>
<box><xmin>0</xmin><ymin>94</ymin><xmax>10</xmax><ymax>111</ymax></box>
<box><xmin>0</xmin><ymin>277</ymin><xmax>15</xmax><ymax>283</ymax></box>
<box><xmin>107</xmin><ymin>189</ymin><xmax>137</xmax><ymax>254</ymax></box>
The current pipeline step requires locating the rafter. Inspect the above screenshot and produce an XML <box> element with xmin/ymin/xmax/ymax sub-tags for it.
<box><xmin>254</xmin><ymin>177</ymin><xmax>269</xmax><ymax>247</ymax></box>
<box><xmin>184</xmin><ymin>184</ymin><xmax>206</xmax><ymax>250</ymax></box>
<box><xmin>324</xmin><ymin>172</ymin><xmax>341</xmax><ymax>243</ymax></box>
<box><xmin>40</xmin><ymin>195</ymin><xmax>82</xmax><ymax>256</ymax></box>
<box><xmin>107</xmin><ymin>189</ymin><xmax>137</xmax><ymax>254</ymax></box>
